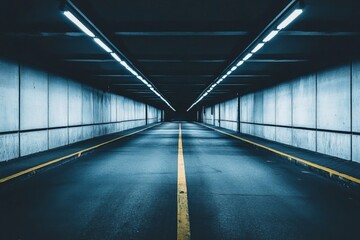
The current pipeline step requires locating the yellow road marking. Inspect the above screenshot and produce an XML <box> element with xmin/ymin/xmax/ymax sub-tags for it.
<box><xmin>198</xmin><ymin>123</ymin><xmax>360</xmax><ymax>185</ymax></box>
<box><xmin>177</xmin><ymin>123</ymin><xmax>191</xmax><ymax>240</ymax></box>
<box><xmin>0</xmin><ymin>123</ymin><xmax>161</xmax><ymax>184</ymax></box>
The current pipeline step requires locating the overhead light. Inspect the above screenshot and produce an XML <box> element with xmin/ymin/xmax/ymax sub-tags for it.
<box><xmin>203</xmin><ymin>92</ymin><xmax>208</xmax><ymax>97</ymax></box>
<box><xmin>62</xmin><ymin>7</ymin><xmax>176</xmax><ymax>111</ymax></box>
<box><xmin>94</xmin><ymin>38</ymin><xmax>112</xmax><ymax>53</ymax></box>
<box><xmin>236</xmin><ymin>60</ymin><xmax>244</xmax><ymax>67</ymax></box>
<box><xmin>110</xmin><ymin>53</ymin><xmax>121</xmax><ymax>62</ymax></box>
<box><xmin>251</xmin><ymin>43</ymin><xmax>265</xmax><ymax>53</ymax></box>
<box><xmin>186</xmin><ymin>3</ymin><xmax>304</xmax><ymax>112</ymax></box>
<box><xmin>277</xmin><ymin>9</ymin><xmax>303</xmax><ymax>30</ymax></box>
<box><xmin>243</xmin><ymin>53</ymin><xmax>253</xmax><ymax>61</ymax></box>
<box><xmin>63</xmin><ymin>11</ymin><xmax>95</xmax><ymax>37</ymax></box>
<box><xmin>263</xmin><ymin>30</ymin><xmax>279</xmax><ymax>42</ymax></box>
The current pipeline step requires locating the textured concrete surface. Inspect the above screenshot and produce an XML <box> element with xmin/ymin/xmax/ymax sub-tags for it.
<box><xmin>68</xmin><ymin>80</ymin><xmax>83</xmax><ymax>126</ymax></box>
<box><xmin>203</xmin><ymin>60</ymin><xmax>359</xmax><ymax>162</ymax></box>
<box><xmin>292</xmin><ymin>74</ymin><xmax>316</xmax><ymax>128</ymax></box>
<box><xmin>353</xmin><ymin>61</ymin><xmax>360</xmax><ymax>132</ymax></box>
<box><xmin>317</xmin><ymin>65</ymin><xmax>350</xmax><ymax>131</ymax></box>
<box><xmin>49</xmin><ymin>75</ymin><xmax>68</xmax><ymax>128</ymax></box>
<box><xmin>20</xmin><ymin>66</ymin><xmax>48</xmax><ymax>130</ymax></box>
<box><xmin>1</xmin><ymin>122</ymin><xmax>359</xmax><ymax>239</ymax></box>
<box><xmin>262</xmin><ymin>88</ymin><xmax>276</xmax><ymax>124</ymax></box>
<box><xmin>0</xmin><ymin>60</ymin><xmax>161</xmax><ymax>162</ymax></box>
<box><xmin>276</xmin><ymin>83</ymin><xmax>292</xmax><ymax>126</ymax></box>
<box><xmin>0</xmin><ymin>59</ymin><xmax>19</xmax><ymax>132</ymax></box>
<box><xmin>0</xmin><ymin>133</ymin><xmax>19</xmax><ymax>161</ymax></box>
<box><xmin>20</xmin><ymin>130</ymin><xmax>48</xmax><ymax>156</ymax></box>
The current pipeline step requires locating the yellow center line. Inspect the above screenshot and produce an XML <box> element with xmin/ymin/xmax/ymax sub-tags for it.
<box><xmin>197</xmin><ymin>122</ymin><xmax>360</xmax><ymax>185</ymax></box>
<box><xmin>0</xmin><ymin>123</ymin><xmax>161</xmax><ymax>184</ymax></box>
<box><xmin>177</xmin><ymin>123</ymin><xmax>191</xmax><ymax>240</ymax></box>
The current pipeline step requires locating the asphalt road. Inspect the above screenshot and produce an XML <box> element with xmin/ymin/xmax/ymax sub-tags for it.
<box><xmin>0</xmin><ymin>122</ymin><xmax>359</xmax><ymax>240</ymax></box>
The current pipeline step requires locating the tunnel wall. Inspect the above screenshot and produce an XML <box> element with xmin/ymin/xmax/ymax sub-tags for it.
<box><xmin>201</xmin><ymin>60</ymin><xmax>360</xmax><ymax>163</ymax></box>
<box><xmin>0</xmin><ymin>59</ymin><xmax>162</xmax><ymax>162</ymax></box>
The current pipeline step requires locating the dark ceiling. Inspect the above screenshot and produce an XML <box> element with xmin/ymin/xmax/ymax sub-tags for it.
<box><xmin>1</xmin><ymin>0</ymin><xmax>360</xmax><ymax>113</ymax></box>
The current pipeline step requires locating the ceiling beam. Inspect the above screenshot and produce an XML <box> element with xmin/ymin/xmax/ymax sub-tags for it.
<box><xmin>280</xmin><ymin>31</ymin><xmax>360</xmax><ymax>36</ymax></box>
<box><xmin>137</xmin><ymin>59</ymin><xmax>226</xmax><ymax>63</ymax></box>
<box><xmin>114</xmin><ymin>31</ymin><xmax>249</xmax><ymax>36</ymax></box>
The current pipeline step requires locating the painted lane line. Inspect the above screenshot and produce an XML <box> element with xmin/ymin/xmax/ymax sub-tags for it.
<box><xmin>198</xmin><ymin>123</ymin><xmax>360</xmax><ymax>185</ymax></box>
<box><xmin>0</xmin><ymin>123</ymin><xmax>161</xmax><ymax>184</ymax></box>
<box><xmin>177</xmin><ymin>123</ymin><xmax>191</xmax><ymax>240</ymax></box>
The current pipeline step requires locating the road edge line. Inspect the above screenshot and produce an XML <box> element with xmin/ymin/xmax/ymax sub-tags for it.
<box><xmin>197</xmin><ymin>122</ymin><xmax>360</xmax><ymax>185</ymax></box>
<box><xmin>0</xmin><ymin>123</ymin><xmax>161</xmax><ymax>184</ymax></box>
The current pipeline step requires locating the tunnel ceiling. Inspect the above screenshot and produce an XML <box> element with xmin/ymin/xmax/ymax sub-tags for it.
<box><xmin>1</xmin><ymin>0</ymin><xmax>360</xmax><ymax>112</ymax></box>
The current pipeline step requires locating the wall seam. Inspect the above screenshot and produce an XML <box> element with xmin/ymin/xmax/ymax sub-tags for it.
<box><xmin>350</xmin><ymin>61</ymin><xmax>353</xmax><ymax>161</ymax></box>
<box><xmin>47</xmin><ymin>73</ymin><xmax>50</xmax><ymax>150</ymax></box>
<box><xmin>18</xmin><ymin>62</ymin><xmax>21</xmax><ymax>158</ymax></box>
<box><xmin>315</xmin><ymin>72</ymin><xmax>318</xmax><ymax>152</ymax></box>
<box><xmin>67</xmin><ymin>78</ymin><xmax>69</xmax><ymax>145</ymax></box>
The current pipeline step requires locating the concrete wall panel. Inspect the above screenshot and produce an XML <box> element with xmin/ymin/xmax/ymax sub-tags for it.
<box><xmin>263</xmin><ymin>88</ymin><xmax>275</xmax><ymax>124</ymax></box>
<box><xmin>352</xmin><ymin>61</ymin><xmax>360</xmax><ymax>132</ymax></box>
<box><xmin>82</xmin><ymin>126</ymin><xmax>94</xmax><ymax>140</ymax></box>
<box><xmin>317</xmin><ymin>131</ymin><xmax>351</xmax><ymax>160</ymax></box>
<box><xmin>82</xmin><ymin>85</ymin><xmax>93</xmax><ymax>125</ymax></box>
<box><xmin>111</xmin><ymin>94</ymin><xmax>117</xmax><ymax>122</ymax></box>
<box><xmin>69</xmin><ymin>127</ymin><xmax>83</xmax><ymax>144</ymax></box>
<box><xmin>254</xmin><ymin>92</ymin><xmax>263</xmax><ymax>124</ymax></box>
<box><xmin>0</xmin><ymin>134</ymin><xmax>19</xmax><ymax>161</ymax></box>
<box><xmin>49</xmin><ymin>75</ymin><xmax>68</xmax><ymax>128</ymax></box>
<box><xmin>292</xmin><ymin>74</ymin><xmax>316</xmax><ymax>128</ymax></box>
<box><xmin>276</xmin><ymin>127</ymin><xmax>292</xmax><ymax>145</ymax></box>
<box><xmin>292</xmin><ymin>129</ymin><xmax>316</xmax><ymax>152</ymax></box>
<box><xmin>20</xmin><ymin>130</ymin><xmax>48</xmax><ymax>156</ymax></box>
<box><xmin>240</xmin><ymin>94</ymin><xmax>254</xmax><ymax>122</ymax></box>
<box><xmin>276</xmin><ymin>84</ymin><xmax>292</xmax><ymax>126</ymax></box>
<box><xmin>263</xmin><ymin>126</ymin><xmax>275</xmax><ymax>141</ymax></box>
<box><xmin>317</xmin><ymin>65</ymin><xmax>351</xmax><ymax>131</ymax></box>
<box><xmin>254</xmin><ymin>125</ymin><xmax>264</xmax><ymax>138</ymax></box>
<box><xmin>0</xmin><ymin>60</ymin><xmax>19</xmax><ymax>132</ymax></box>
<box><xmin>49</xmin><ymin>129</ymin><xmax>68</xmax><ymax>149</ymax></box>
<box><xmin>352</xmin><ymin>135</ymin><xmax>360</xmax><ymax>163</ymax></box>
<box><xmin>20</xmin><ymin>66</ymin><xmax>48</xmax><ymax>130</ymax></box>
<box><xmin>68</xmin><ymin>80</ymin><xmax>82</xmax><ymax>126</ymax></box>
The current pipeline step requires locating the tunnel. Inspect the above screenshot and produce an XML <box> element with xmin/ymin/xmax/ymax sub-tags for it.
<box><xmin>0</xmin><ymin>0</ymin><xmax>359</xmax><ymax>239</ymax></box>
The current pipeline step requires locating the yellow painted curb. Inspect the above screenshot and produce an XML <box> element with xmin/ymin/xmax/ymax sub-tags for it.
<box><xmin>0</xmin><ymin>123</ymin><xmax>161</xmax><ymax>184</ymax></box>
<box><xmin>197</xmin><ymin>123</ymin><xmax>360</xmax><ymax>185</ymax></box>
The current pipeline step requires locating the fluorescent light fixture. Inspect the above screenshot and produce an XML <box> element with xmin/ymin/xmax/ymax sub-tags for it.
<box><xmin>243</xmin><ymin>53</ymin><xmax>253</xmax><ymax>61</ymax></box>
<box><xmin>277</xmin><ymin>9</ymin><xmax>303</xmax><ymax>30</ymax></box>
<box><xmin>212</xmin><ymin>84</ymin><xmax>217</xmax><ymax>88</ymax></box>
<box><xmin>63</xmin><ymin>8</ymin><xmax>175</xmax><ymax>111</ymax></box>
<box><xmin>110</xmin><ymin>53</ymin><xmax>121</xmax><ymax>62</ymax></box>
<box><xmin>231</xmin><ymin>66</ymin><xmax>237</xmax><ymax>71</ymax></box>
<box><xmin>227</xmin><ymin>70</ymin><xmax>232</xmax><ymax>75</ymax></box>
<box><xmin>203</xmin><ymin>92</ymin><xmax>208</xmax><ymax>97</ymax></box>
<box><xmin>63</xmin><ymin>11</ymin><xmax>95</xmax><ymax>37</ymax></box>
<box><xmin>236</xmin><ymin>60</ymin><xmax>244</xmax><ymax>67</ymax></box>
<box><xmin>120</xmin><ymin>61</ymin><xmax>128</xmax><ymax>68</ymax></box>
<box><xmin>251</xmin><ymin>43</ymin><xmax>265</xmax><ymax>53</ymax></box>
<box><xmin>94</xmin><ymin>38</ymin><xmax>112</xmax><ymax>53</ymax></box>
<box><xmin>263</xmin><ymin>30</ymin><xmax>279</xmax><ymax>42</ymax></box>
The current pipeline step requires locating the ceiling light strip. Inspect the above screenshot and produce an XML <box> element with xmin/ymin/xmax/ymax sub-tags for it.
<box><xmin>62</xmin><ymin>1</ymin><xmax>175</xmax><ymax>111</ymax></box>
<box><xmin>187</xmin><ymin>0</ymin><xmax>303</xmax><ymax>112</ymax></box>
